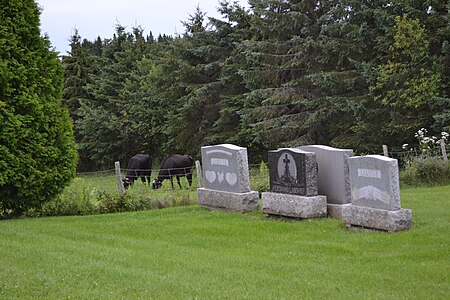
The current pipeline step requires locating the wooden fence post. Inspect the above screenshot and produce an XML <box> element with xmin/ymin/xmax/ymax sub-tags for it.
<box><xmin>115</xmin><ymin>161</ymin><xmax>124</xmax><ymax>193</ymax></box>
<box><xmin>440</xmin><ymin>139</ymin><xmax>448</xmax><ymax>162</ymax></box>
<box><xmin>382</xmin><ymin>145</ymin><xmax>389</xmax><ymax>157</ymax></box>
<box><xmin>195</xmin><ymin>160</ymin><xmax>204</xmax><ymax>188</ymax></box>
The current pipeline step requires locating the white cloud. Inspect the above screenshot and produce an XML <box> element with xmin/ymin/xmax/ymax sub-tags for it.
<box><xmin>37</xmin><ymin>0</ymin><xmax>248</xmax><ymax>53</ymax></box>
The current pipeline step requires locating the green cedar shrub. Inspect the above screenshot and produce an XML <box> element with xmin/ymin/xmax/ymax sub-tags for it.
<box><xmin>0</xmin><ymin>0</ymin><xmax>78</xmax><ymax>216</ymax></box>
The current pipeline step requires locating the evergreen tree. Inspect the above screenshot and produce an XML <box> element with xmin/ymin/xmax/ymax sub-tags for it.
<box><xmin>76</xmin><ymin>25</ymin><xmax>155</xmax><ymax>168</ymax></box>
<box><xmin>125</xmin><ymin>38</ymin><xmax>186</xmax><ymax>160</ymax></box>
<box><xmin>62</xmin><ymin>29</ymin><xmax>101</xmax><ymax>171</ymax></box>
<box><xmin>362</xmin><ymin>0</ymin><xmax>450</xmax><ymax>150</ymax></box>
<box><xmin>77</xmin><ymin>25</ymin><xmax>132</xmax><ymax>168</ymax></box>
<box><xmin>0</xmin><ymin>0</ymin><xmax>77</xmax><ymax>216</ymax></box>
<box><xmin>165</xmin><ymin>3</ymin><xmax>252</xmax><ymax>156</ymax></box>
<box><xmin>164</xmin><ymin>6</ymin><xmax>227</xmax><ymax>156</ymax></box>
<box><xmin>236</xmin><ymin>0</ymin><xmax>354</xmax><ymax>157</ymax></box>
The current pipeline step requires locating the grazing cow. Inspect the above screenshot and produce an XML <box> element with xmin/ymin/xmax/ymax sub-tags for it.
<box><xmin>152</xmin><ymin>154</ymin><xmax>193</xmax><ymax>189</ymax></box>
<box><xmin>123</xmin><ymin>154</ymin><xmax>152</xmax><ymax>189</ymax></box>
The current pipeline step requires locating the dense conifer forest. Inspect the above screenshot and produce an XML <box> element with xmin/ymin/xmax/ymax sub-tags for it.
<box><xmin>61</xmin><ymin>0</ymin><xmax>449</xmax><ymax>171</ymax></box>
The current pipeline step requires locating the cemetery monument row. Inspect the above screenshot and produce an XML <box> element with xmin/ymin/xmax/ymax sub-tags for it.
<box><xmin>262</xmin><ymin>148</ymin><xmax>327</xmax><ymax>219</ymax></box>
<box><xmin>198</xmin><ymin>144</ymin><xmax>259</xmax><ymax>212</ymax></box>
<box><xmin>342</xmin><ymin>155</ymin><xmax>412</xmax><ymax>232</ymax></box>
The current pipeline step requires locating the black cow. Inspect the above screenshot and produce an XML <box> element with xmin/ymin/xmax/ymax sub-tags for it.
<box><xmin>123</xmin><ymin>154</ymin><xmax>152</xmax><ymax>189</ymax></box>
<box><xmin>152</xmin><ymin>154</ymin><xmax>193</xmax><ymax>189</ymax></box>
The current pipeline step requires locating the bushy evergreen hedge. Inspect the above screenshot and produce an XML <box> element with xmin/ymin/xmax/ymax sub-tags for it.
<box><xmin>0</xmin><ymin>0</ymin><xmax>77</xmax><ymax>216</ymax></box>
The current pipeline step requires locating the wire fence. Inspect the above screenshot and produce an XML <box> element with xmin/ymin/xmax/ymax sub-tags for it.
<box><xmin>75</xmin><ymin>142</ymin><xmax>449</xmax><ymax>193</ymax></box>
<box><xmin>76</xmin><ymin>163</ymin><xmax>269</xmax><ymax>193</ymax></box>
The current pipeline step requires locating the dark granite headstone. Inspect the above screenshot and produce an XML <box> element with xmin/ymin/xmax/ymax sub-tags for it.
<box><xmin>268</xmin><ymin>148</ymin><xmax>318</xmax><ymax>196</ymax></box>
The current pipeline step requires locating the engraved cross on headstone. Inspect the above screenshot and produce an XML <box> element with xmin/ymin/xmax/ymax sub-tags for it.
<box><xmin>281</xmin><ymin>154</ymin><xmax>293</xmax><ymax>184</ymax></box>
<box><xmin>283</xmin><ymin>154</ymin><xmax>290</xmax><ymax>178</ymax></box>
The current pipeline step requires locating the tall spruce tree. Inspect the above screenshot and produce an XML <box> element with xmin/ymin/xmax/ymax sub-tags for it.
<box><xmin>0</xmin><ymin>0</ymin><xmax>77</xmax><ymax>216</ymax></box>
<box><xmin>127</xmin><ymin>37</ymin><xmax>188</xmax><ymax>160</ymax></box>
<box><xmin>164</xmin><ymin>6</ymin><xmax>229</xmax><ymax>156</ymax></box>
<box><xmin>208</xmin><ymin>1</ymin><xmax>256</xmax><ymax>154</ymax></box>
<box><xmin>62</xmin><ymin>30</ymin><xmax>101</xmax><ymax>171</ymax></box>
<box><xmin>77</xmin><ymin>26</ymin><xmax>134</xmax><ymax>168</ymax></box>
<box><xmin>236</xmin><ymin>0</ymin><xmax>352</xmax><ymax>157</ymax></box>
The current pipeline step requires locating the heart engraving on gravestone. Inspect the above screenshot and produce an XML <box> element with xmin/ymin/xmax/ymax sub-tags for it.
<box><xmin>205</xmin><ymin>171</ymin><xmax>216</xmax><ymax>183</ymax></box>
<box><xmin>226</xmin><ymin>173</ymin><xmax>237</xmax><ymax>185</ymax></box>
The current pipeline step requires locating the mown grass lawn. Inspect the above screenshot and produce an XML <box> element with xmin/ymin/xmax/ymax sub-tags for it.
<box><xmin>0</xmin><ymin>185</ymin><xmax>449</xmax><ymax>299</ymax></box>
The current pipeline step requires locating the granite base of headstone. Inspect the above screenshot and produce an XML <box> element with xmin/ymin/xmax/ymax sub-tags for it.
<box><xmin>299</xmin><ymin>145</ymin><xmax>353</xmax><ymax>219</ymax></box>
<box><xmin>342</xmin><ymin>204</ymin><xmax>412</xmax><ymax>232</ymax></box>
<box><xmin>326</xmin><ymin>203</ymin><xmax>347</xmax><ymax>219</ymax></box>
<box><xmin>198</xmin><ymin>144</ymin><xmax>260</xmax><ymax>212</ymax></box>
<box><xmin>198</xmin><ymin>188</ymin><xmax>260</xmax><ymax>212</ymax></box>
<box><xmin>262</xmin><ymin>148</ymin><xmax>327</xmax><ymax>219</ymax></box>
<box><xmin>262</xmin><ymin>192</ymin><xmax>327</xmax><ymax>218</ymax></box>
<box><xmin>342</xmin><ymin>155</ymin><xmax>412</xmax><ymax>232</ymax></box>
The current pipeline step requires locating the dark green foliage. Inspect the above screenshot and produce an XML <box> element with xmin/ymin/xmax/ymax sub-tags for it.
<box><xmin>73</xmin><ymin>26</ymin><xmax>154</xmax><ymax>169</ymax></box>
<box><xmin>0</xmin><ymin>0</ymin><xmax>77</xmax><ymax>215</ymax></box>
<box><xmin>62</xmin><ymin>30</ymin><xmax>101</xmax><ymax>171</ymax></box>
<box><xmin>61</xmin><ymin>0</ymin><xmax>448</xmax><ymax>168</ymax></box>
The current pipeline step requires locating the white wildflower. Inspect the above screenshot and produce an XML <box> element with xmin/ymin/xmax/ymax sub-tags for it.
<box><xmin>402</xmin><ymin>143</ymin><xmax>408</xmax><ymax>149</ymax></box>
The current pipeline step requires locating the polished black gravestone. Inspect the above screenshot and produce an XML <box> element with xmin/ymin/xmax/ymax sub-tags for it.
<box><xmin>262</xmin><ymin>148</ymin><xmax>326</xmax><ymax>219</ymax></box>
<box><xmin>268</xmin><ymin>149</ymin><xmax>318</xmax><ymax>196</ymax></box>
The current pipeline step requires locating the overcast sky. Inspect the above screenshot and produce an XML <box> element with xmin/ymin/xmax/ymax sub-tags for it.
<box><xmin>37</xmin><ymin>0</ymin><xmax>248</xmax><ymax>54</ymax></box>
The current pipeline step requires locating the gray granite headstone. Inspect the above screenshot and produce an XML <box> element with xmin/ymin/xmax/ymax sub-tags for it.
<box><xmin>268</xmin><ymin>148</ymin><xmax>318</xmax><ymax>196</ymax></box>
<box><xmin>348</xmin><ymin>155</ymin><xmax>400</xmax><ymax>211</ymax></box>
<box><xmin>198</xmin><ymin>144</ymin><xmax>259</xmax><ymax>212</ymax></box>
<box><xmin>342</xmin><ymin>154</ymin><xmax>412</xmax><ymax>232</ymax></box>
<box><xmin>201</xmin><ymin>144</ymin><xmax>250</xmax><ymax>193</ymax></box>
<box><xmin>299</xmin><ymin>145</ymin><xmax>353</xmax><ymax>205</ymax></box>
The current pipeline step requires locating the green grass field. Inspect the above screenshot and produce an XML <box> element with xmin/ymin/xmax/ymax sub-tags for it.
<box><xmin>1</xmin><ymin>185</ymin><xmax>449</xmax><ymax>299</ymax></box>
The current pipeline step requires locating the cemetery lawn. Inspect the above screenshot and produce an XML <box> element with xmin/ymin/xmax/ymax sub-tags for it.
<box><xmin>0</xmin><ymin>185</ymin><xmax>448</xmax><ymax>299</ymax></box>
